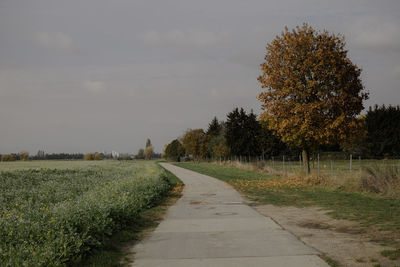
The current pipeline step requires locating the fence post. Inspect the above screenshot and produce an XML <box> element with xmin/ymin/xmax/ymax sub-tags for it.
<box><xmin>330</xmin><ymin>160</ymin><xmax>333</xmax><ymax>177</ymax></box>
<box><xmin>350</xmin><ymin>154</ymin><xmax>352</xmax><ymax>175</ymax></box>
<box><xmin>359</xmin><ymin>156</ymin><xmax>362</xmax><ymax>177</ymax></box>
<box><xmin>272</xmin><ymin>156</ymin><xmax>275</xmax><ymax>169</ymax></box>
<box><xmin>283</xmin><ymin>155</ymin><xmax>285</xmax><ymax>172</ymax></box>
<box><xmin>317</xmin><ymin>154</ymin><xmax>320</xmax><ymax>175</ymax></box>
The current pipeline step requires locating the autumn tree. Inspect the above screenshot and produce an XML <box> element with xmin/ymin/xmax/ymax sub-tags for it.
<box><xmin>84</xmin><ymin>153</ymin><xmax>95</xmax><ymax>160</ymax></box>
<box><xmin>213</xmin><ymin>139</ymin><xmax>230</xmax><ymax>159</ymax></box>
<box><xmin>146</xmin><ymin>138</ymin><xmax>152</xmax><ymax>148</ymax></box>
<box><xmin>94</xmin><ymin>152</ymin><xmax>102</xmax><ymax>160</ymax></box>
<box><xmin>165</xmin><ymin>139</ymin><xmax>185</xmax><ymax>161</ymax></box>
<box><xmin>258</xmin><ymin>24</ymin><xmax>368</xmax><ymax>173</ymax></box>
<box><xmin>18</xmin><ymin>151</ymin><xmax>29</xmax><ymax>161</ymax></box>
<box><xmin>182</xmin><ymin>129</ymin><xmax>210</xmax><ymax>161</ymax></box>
<box><xmin>144</xmin><ymin>146</ymin><xmax>154</xmax><ymax>160</ymax></box>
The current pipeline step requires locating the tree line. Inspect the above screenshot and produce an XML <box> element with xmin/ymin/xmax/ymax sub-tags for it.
<box><xmin>163</xmin><ymin>105</ymin><xmax>400</xmax><ymax>163</ymax></box>
<box><xmin>164</xmin><ymin>24</ymin><xmax>400</xmax><ymax>173</ymax></box>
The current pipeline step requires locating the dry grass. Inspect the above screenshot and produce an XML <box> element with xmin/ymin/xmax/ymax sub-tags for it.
<box><xmin>360</xmin><ymin>165</ymin><xmax>400</xmax><ymax>196</ymax></box>
<box><xmin>216</xmin><ymin>160</ymin><xmax>400</xmax><ymax>197</ymax></box>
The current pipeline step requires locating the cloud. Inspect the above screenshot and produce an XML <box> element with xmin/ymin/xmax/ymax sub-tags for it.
<box><xmin>83</xmin><ymin>80</ymin><xmax>107</xmax><ymax>93</ymax></box>
<box><xmin>139</xmin><ymin>29</ymin><xmax>228</xmax><ymax>48</ymax></box>
<box><xmin>349</xmin><ymin>17</ymin><xmax>400</xmax><ymax>52</ymax></box>
<box><xmin>393</xmin><ymin>65</ymin><xmax>400</xmax><ymax>79</ymax></box>
<box><xmin>35</xmin><ymin>32</ymin><xmax>74</xmax><ymax>52</ymax></box>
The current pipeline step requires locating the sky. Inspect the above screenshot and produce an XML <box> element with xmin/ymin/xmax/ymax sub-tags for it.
<box><xmin>0</xmin><ymin>0</ymin><xmax>399</xmax><ymax>154</ymax></box>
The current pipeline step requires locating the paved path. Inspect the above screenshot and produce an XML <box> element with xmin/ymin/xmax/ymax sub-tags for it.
<box><xmin>131</xmin><ymin>163</ymin><xmax>328</xmax><ymax>267</ymax></box>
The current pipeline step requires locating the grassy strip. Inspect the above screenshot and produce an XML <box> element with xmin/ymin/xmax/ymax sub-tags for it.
<box><xmin>0</xmin><ymin>161</ymin><xmax>176</xmax><ymax>266</ymax></box>
<box><xmin>175</xmin><ymin>162</ymin><xmax>400</xmax><ymax>239</ymax></box>
<box><xmin>80</xmin><ymin>168</ymin><xmax>183</xmax><ymax>266</ymax></box>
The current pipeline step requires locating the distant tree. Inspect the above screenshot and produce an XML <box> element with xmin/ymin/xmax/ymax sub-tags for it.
<box><xmin>206</xmin><ymin>117</ymin><xmax>222</xmax><ymax>137</ymax></box>
<box><xmin>94</xmin><ymin>152</ymin><xmax>102</xmax><ymax>160</ymax></box>
<box><xmin>182</xmin><ymin>129</ymin><xmax>210</xmax><ymax>161</ymax></box>
<box><xmin>84</xmin><ymin>153</ymin><xmax>95</xmax><ymax>160</ymax></box>
<box><xmin>258</xmin><ymin>24</ymin><xmax>368</xmax><ymax>173</ymax></box>
<box><xmin>146</xmin><ymin>139</ymin><xmax>152</xmax><ymax>148</ymax></box>
<box><xmin>136</xmin><ymin>148</ymin><xmax>145</xmax><ymax>159</ymax></box>
<box><xmin>43</xmin><ymin>153</ymin><xmax>83</xmax><ymax>160</ymax></box>
<box><xmin>165</xmin><ymin>139</ymin><xmax>185</xmax><ymax>161</ymax></box>
<box><xmin>18</xmin><ymin>151</ymin><xmax>29</xmax><ymax>161</ymax></box>
<box><xmin>259</xmin><ymin>121</ymin><xmax>290</xmax><ymax>157</ymax></box>
<box><xmin>225</xmin><ymin>108</ymin><xmax>261</xmax><ymax>157</ymax></box>
<box><xmin>1</xmin><ymin>154</ymin><xmax>13</xmax><ymax>162</ymax></box>
<box><xmin>162</xmin><ymin>143</ymin><xmax>169</xmax><ymax>159</ymax></box>
<box><xmin>144</xmin><ymin>146</ymin><xmax>154</xmax><ymax>160</ymax></box>
<box><xmin>213</xmin><ymin>139</ymin><xmax>230</xmax><ymax>159</ymax></box>
<box><xmin>36</xmin><ymin>150</ymin><xmax>45</xmax><ymax>159</ymax></box>
<box><xmin>365</xmin><ymin>105</ymin><xmax>400</xmax><ymax>158</ymax></box>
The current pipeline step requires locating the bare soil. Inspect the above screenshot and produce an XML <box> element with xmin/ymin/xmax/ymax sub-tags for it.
<box><xmin>253</xmin><ymin>204</ymin><xmax>400</xmax><ymax>267</ymax></box>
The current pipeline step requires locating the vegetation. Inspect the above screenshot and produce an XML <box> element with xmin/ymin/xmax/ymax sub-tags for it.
<box><xmin>182</xmin><ymin>129</ymin><xmax>210</xmax><ymax>160</ymax></box>
<box><xmin>175</xmin><ymin>162</ymin><xmax>400</xmax><ymax>236</ymax></box>
<box><xmin>84</xmin><ymin>152</ymin><xmax>102</xmax><ymax>160</ymax></box>
<box><xmin>0</xmin><ymin>160</ymin><xmax>176</xmax><ymax>266</ymax></box>
<box><xmin>32</xmin><ymin>152</ymin><xmax>84</xmax><ymax>160</ymax></box>
<box><xmin>1</xmin><ymin>154</ymin><xmax>16</xmax><ymax>162</ymax></box>
<box><xmin>366</xmin><ymin>105</ymin><xmax>400</xmax><ymax>158</ymax></box>
<box><xmin>257</xmin><ymin>24</ymin><xmax>369</xmax><ymax>173</ymax></box>
<box><xmin>80</xmin><ymin>167</ymin><xmax>183</xmax><ymax>267</ymax></box>
<box><xmin>226</xmin><ymin>108</ymin><xmax>261</xmax><ymax>157</ymax></box>
<box><xmin>18</xmin><ymin>151</ymin><xmax>29</xmax><ymax>161</ymax></box>
<box><xmin>136</xmin><ymin>148</ymin><xmax>145</xmax><ymax>159</ymax></box>
<box><xmin>206</xmin><ymin>116</ymin><xmax>223</xmax><ymax>137</ymax></box>
<box><xmin>164</xmin><ymin>139</ymin><xmax>185</xmax><ymax>161</ymax></box>
<box><xmin>144</xmin><ymin>146</ymin><xmax>154</xmax><ymax>160</ymax></box>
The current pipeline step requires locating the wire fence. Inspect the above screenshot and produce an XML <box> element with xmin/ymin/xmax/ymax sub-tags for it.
<box><xmin>200</xmin><ymin>154</ymin><xmax>400</xmax><ymax>177</ymax></box>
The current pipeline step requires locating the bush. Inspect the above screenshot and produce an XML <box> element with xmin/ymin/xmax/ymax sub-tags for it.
<box><xmin>1</xmin><ymin>154</ymin><xmax>16</xmax><ymax>162</ymax></box>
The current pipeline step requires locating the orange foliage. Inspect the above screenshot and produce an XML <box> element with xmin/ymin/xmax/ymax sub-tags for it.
<box><xmin>257</xmin><ymin>24</ymin><xmax>368</xmax><ymax>152</ymax></box>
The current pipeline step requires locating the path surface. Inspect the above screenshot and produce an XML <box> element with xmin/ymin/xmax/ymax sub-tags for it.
<box><xmin>131</xmin><ymin>163</ymin><xmax>328</xmax><ymax>267</ymax></box>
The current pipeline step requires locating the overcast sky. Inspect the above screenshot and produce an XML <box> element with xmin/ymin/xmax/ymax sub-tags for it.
<box><xmin>1</xmin><ymin>0</ymin><xmax>399</xmax><ymax>154</ymax></box>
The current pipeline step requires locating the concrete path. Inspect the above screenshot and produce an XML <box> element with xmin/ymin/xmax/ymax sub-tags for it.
<box><xmin>131</xmin><ymin>163</ymin><xmax>328</xmax><ymax>267</ymax></box>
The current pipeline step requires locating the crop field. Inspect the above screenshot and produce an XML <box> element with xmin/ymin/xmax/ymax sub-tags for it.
<box><xmin>0</xmin><ymin>160</ymin><xmax>175</xmax><ymax>266</ymax></box>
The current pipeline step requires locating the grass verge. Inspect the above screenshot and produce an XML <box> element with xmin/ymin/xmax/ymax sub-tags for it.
<box><xmin>175</xmin><ymin>162</ymin><xmax>400</xmax><ymax>246</ymax></box>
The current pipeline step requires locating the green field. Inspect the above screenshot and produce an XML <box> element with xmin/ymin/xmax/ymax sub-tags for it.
<box><xmin>0</xmin><ymin>160</ymin><xmax>177</xmax><ymax>266</ymax></box>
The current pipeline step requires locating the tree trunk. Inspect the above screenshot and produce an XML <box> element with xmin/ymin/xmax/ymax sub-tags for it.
<box><xmin>302</xmin><ymin>149</ymin><xmax>310</xmax><ymax>174</ymax></box>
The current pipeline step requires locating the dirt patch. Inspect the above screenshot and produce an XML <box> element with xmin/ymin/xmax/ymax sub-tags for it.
<box><xmin>190</xmin><ymin>201</ymin><xmax>202</xmax><ymax>205</ymax></box>
<box><xmin>254</xmin><ymin>204</ymin><xmax>400</xmax><ymax>267</ymax></box>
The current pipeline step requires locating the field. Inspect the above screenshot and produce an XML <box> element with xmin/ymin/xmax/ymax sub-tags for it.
<box><xmin>175</xmin><ymin>161</ymin><xmax>400</xmax><ymax>263</ymax></box>
<box><xmin>0</xmin><ymin>160</ymin><xmax>178</xmax><ymax>266</ymax></box>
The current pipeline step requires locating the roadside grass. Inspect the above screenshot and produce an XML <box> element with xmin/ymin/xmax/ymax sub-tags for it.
<box><xmin>175</xmin><ymin>162</ymin><xmax>400</xmax><ymax>244</ymax></box>
<box><xmin>320</xmin><ymin>255</ymin><xmax>340</xmax><ymax>267</ymax></box>
<box><xmin>81</xmin><ymin>168</ymin><xmax>183</xmax><ymax>266</ymax></box>
<box><xmin>173</xmin><ymin>162</ymin><xmax>274</xmax><ymax>182</ymax></box>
